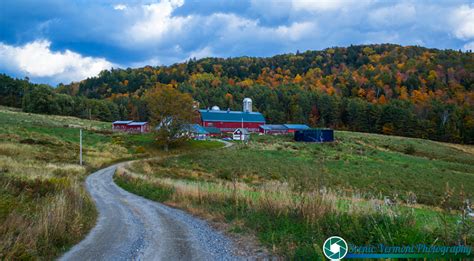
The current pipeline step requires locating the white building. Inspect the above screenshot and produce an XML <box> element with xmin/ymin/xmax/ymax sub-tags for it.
<box><xmin>233</xmin><ymin>128</ymin><xmax>250</xmax><ymax>141</ymax></box>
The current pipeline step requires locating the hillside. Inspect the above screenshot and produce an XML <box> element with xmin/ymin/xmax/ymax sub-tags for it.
<box><xmin>116</xmin><ymin>132</ymin><xmax>474</xmax><ymax>258</ymax></box>
<box><xmin>1</xmin><ymin>44</ymin><xmax>473</xmax><ymax>144</ymax></box>
<box><xmin>0</xmin><ymin>107</ymin><xmax>155</xmax><ymax>259</ymax></box>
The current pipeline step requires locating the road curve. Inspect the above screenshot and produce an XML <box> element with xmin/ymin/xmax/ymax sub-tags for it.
<box><xmin>60</xmin><ymin>164</ymin><xmax>241</xmax><ymax>261</ymax></box>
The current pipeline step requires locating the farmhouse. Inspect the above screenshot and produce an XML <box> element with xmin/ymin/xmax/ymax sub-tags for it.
<box><xmin>112</xmin><ymin>121</ymin><xmax>149</xmax><ymax>133</ymax></box>
<box><xmin>198</xmin><ymin>98</ymin><xmax>265</xmax><ymax>133</ymax></box>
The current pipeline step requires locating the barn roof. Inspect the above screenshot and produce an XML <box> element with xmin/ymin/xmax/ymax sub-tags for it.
<box><xmin>259</xmin><ymin>124</ymin><xmax>287</xmax><ymax>131</ymax></box>
<box><xmin>284</xmin><ymin>124</ymin><xmax>310</xmax><ymax>130</ymax></box>
<box><xmin>127</xmin><ymin>122</ymin><xmax>148</xmax><ymax>126</ymax></box>
<box><xmin>113</xmin><ymin>120</ymin><xmax>133</xmax><ymax>124</ymax></box>
<box><xmin>199</xmin><ymin>109</ymin><xmax>265</xmax><ymax>123</ymax></box>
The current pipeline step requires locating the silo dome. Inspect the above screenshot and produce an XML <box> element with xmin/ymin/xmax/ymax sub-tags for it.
<box><xmin>211</xmin><ymin>105</ymin><xmax>220</xmax><ymax>111</ymax></box>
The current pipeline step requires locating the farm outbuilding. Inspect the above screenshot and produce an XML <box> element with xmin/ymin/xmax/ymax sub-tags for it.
<box><xmin>112</xmin><ymin>121</ymin><xmax>149</xmax><ymax>133</ymax></box>
<box><xmin>203</xmin><ymin>126</ymin><xmax>222</xmax><ymax>137</ymax></box>
<box><xmin>294</xmin><ymin>129</ymin><xmax>334</xmax><ymax>142</ymax></box>
<box><xmin>112</xmin><ymin>121</ymin><xmax>133</xmax><ymax>131</ymax></box>
<box><xmin>126</xmin><ymin>122</ymin><xmax>150</xmax><ymax>133</ymax></box>
<box><xmin>182</xmin><ymin>124</ymin><xmax>209</xmax><ymax>140</ymax></box>
<box><xmin>233</xmin><ymin>128</ymin><xmax>250</xmax><ymax>141</ymax></box>
<box><xmin>284</xmin><ymin>124</ymin><xmax>310</xmax><ymax>133</ymax></box>
<box><xmin>259</xmin><ymin>125</ymin><xmax>288</xmax><ymax>135</ymax></box>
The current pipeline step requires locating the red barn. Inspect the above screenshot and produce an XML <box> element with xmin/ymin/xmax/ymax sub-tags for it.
<box><xmin>199</xmin><ymin>109</ymin><xmax>265</xmax><ymax>132</ymax></box>
<box><xmin>112</xmin><ymin>121</ymin><xmax>149</xmax><ymax>133</ymax></box>
<box><xmin>112</xmin><ymin>121</ymin><xmax>133</xmax><ymax>131</ymax></box>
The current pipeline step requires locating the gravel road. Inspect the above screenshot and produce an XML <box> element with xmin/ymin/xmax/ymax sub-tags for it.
<box><xmin>60</xmin><ymin>164</ymin><xmax>242</xmax><ymax>261</ymax></box>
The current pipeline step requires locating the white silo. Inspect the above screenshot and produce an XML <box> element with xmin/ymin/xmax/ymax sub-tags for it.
<box><xmin>243</xmin><ymin>98</ymin><xmax>252</xmax><ymax>112</ymax></box>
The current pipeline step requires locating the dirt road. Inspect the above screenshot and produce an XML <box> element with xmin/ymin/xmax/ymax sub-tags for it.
<box><xmin>60</xmin><ymin>164</ymin><xmax>240</xmax><ymax>261</ymax></box>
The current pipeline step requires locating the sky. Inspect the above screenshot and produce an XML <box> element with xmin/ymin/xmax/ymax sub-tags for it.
<box><xmin>0</xmin><ymin>0</ymin><xmax>473</xmax><ymax>85</ymax></box>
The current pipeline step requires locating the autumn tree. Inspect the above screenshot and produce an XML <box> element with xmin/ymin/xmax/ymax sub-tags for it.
<box><xmin>145</xmin><ymin>86</ymin><xmax>195</xmax><ymax>151</ymax></box>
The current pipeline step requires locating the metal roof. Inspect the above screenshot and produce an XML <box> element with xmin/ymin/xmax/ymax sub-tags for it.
<box><xmin>284</xmin><ymin>124</ymin><xmax>310</xmax><ymax>130</ymax></box>
<box><xmin>113</xmin><ymin>120</ymin><xmax>133</xmax><ymax>124</ymax></box>
<box><xmin>259</xmin><ymin>124</ymin><xmax>288</xmax><ymax>131</ymax></box>
<box><xmin>199</xmin><ymin>109</ymin><xmax>265</xmax><ymax>123</ymax></box>
<box><xmin>183</xmin><ymin>124</ymin><xmax>209</xmax><ymax>134</ymax></box>
<box><xmin>203</xmin><ymin>126</ymin><xmax>221</xmax><ymax>134</ymax></box>
<box><xmin>127</xmin><ymin>122</ymin><xmax>148</xmax><ymax>126</ymax></box>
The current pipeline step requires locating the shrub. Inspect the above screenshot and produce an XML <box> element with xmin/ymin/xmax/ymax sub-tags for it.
<box><xmin>404</xmin><ymin>144</ymin><xmax>416</xmax><ymax>155</ymax></box>
<box><xmin>135</xmin><ymin>146</ymin><xmax>146</xmax><ymax>154</ymax></box>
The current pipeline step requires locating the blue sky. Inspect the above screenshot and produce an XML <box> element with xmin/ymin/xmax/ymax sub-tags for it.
<box><xmin>1</xmin><ymin>0</ymin><xmax>473</xmax><ymax>85</ymax></box>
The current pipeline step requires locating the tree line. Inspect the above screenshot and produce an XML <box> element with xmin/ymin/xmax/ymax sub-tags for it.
<box><xmin>0</xmin><ymin>43</ymin><xmax>473</xmax><ymax>143</ymax></box>
<box><xmin>0</xmin><ymin>74</ymin><xmax>138</xmax><ymax>122</ymax></box>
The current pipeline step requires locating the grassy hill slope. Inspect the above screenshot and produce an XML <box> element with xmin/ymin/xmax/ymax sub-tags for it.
<box><xmin>0</xmin><ymin>107</ymin><xmax>154</xmax><ymax>259</ymax></box>
<box><xmin>116</xmin><ymin>132</ymin><xmax>474</xmax><ymax>258</ymax></box>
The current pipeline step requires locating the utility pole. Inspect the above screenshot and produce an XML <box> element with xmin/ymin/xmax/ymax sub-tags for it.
<box><xmin>79</xmin><ymin>129</ymin><xmax>83</xmax><ymax>166</ymax></box>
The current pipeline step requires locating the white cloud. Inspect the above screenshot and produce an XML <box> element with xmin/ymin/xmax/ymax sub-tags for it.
<box><xmin>113</xmin><ymin>4</ymin><xmax>127</xmax><ymax>11</ymax></box>
<box><xmin>274</xmin><ymin>22</ymin><xmax>316</xmax><ymax>41</ymax></box>
<box><xmin>292</xmin><ymin>0</ymin><xmax>371</xmax><ymax>12</ymax></box>
<box><xmin>451</xmin><ymin>5</ymin><xmax>474</xmax><ymax>40</ymax></box>
<box><xmin>187</xmin><ymin>46</ymin><xmax>215</xmax><ymax>60</ymax></box>
<box><xmin>126</xmin><ymin>0</ymin><xmax>190</xmax><ymax>44</ymax></box>
<box><xmin>368</xmin><ymin>3</ymin><xmax>416</xmax><ymax>27</ymax></box>
<box><xmin>0</xmin><ymin>40</ymin><xmax>114</xmax><ymax>83</ymax></box>
<box><xmin>463</xmin><ymin>41</ymin><xmax>474</xmax><ymax>51</ymax></box>
<box><xmin>130</xmin><ymin>57</ymin><xmax>161</xmax><ymax>67</ymax></box>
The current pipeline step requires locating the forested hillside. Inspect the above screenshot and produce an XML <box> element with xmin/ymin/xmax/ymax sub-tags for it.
<box><xmin>1</xmin><ymin>44</ymin><xmax>473</xmax><ymax>143</ymax></box>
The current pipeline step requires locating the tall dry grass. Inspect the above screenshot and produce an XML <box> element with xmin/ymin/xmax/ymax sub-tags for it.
<box><xmin>0</xmin><ymin>127</ymin><xmax>133</xmax><ymax>259</ymax></box>
<box><xmin>0</xmin><ymin>178</ymin><xmax>95</xmax><ymax>259</ymax></box>
<box><xmin>116</xmin><ymin>165</ymin><xmax>379</xmax><ymax>225</ymax></box>
<box><xmin>117</xmin><ymin>161</ymin><xmax>474</xmax><ymax>258</ymax></box>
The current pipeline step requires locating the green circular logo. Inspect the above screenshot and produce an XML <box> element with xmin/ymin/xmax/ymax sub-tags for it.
<box><xmin>323</xmin><ymin>236</ymin><xmax>348</xmax><ymax>260</ymax></box>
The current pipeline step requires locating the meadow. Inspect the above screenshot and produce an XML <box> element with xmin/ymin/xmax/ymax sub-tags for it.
<box><xmin>0</xmin><ymin>106</ymin><xmax>154</xmax><ymax>259</ymax></box>
<box><xmin>116</xmin><ymin>132</ymin><xmax>474</xmax><ymax>259</ymax></box>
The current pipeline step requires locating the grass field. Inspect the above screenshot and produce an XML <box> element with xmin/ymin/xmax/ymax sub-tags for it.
<box><xmin>116</xmin><ymin>132</ymin><xmax>474</xmax><ymax>259</ymax></box>
<box><xmin>0</xmin><ymin>106</ymin><xmax>155</xmax><ymax>259</ymax></box>
<box><xmin>156</xmin><ymin>133</ymin><xmax>474</xmax><ymax>206</ymax></box>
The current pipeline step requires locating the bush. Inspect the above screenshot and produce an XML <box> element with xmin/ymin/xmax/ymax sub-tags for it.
<box><xmin>404</xmin><ymin>144</ymin><xmax>416</xmax><ymax>155</ymax></box>
<box><xmin>135</xmin><ymin>146</ymin><xmax>146</xmax><ymax>154</ymax></box>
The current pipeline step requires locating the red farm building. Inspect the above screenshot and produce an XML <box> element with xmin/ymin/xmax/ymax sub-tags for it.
<box><xmin>112</xmin><ymin>121</ymin><xmax>150</xmax><ymax>133</ymax></box>
<box><xmin>112</xmin><ymin>120</ymin><xmax>133</xmax><ymax>131</ymax></box>
<box><xmin>198</xmin><ymin>98</ymin><xmax>265</xmax><ymax>133</ymax></box>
